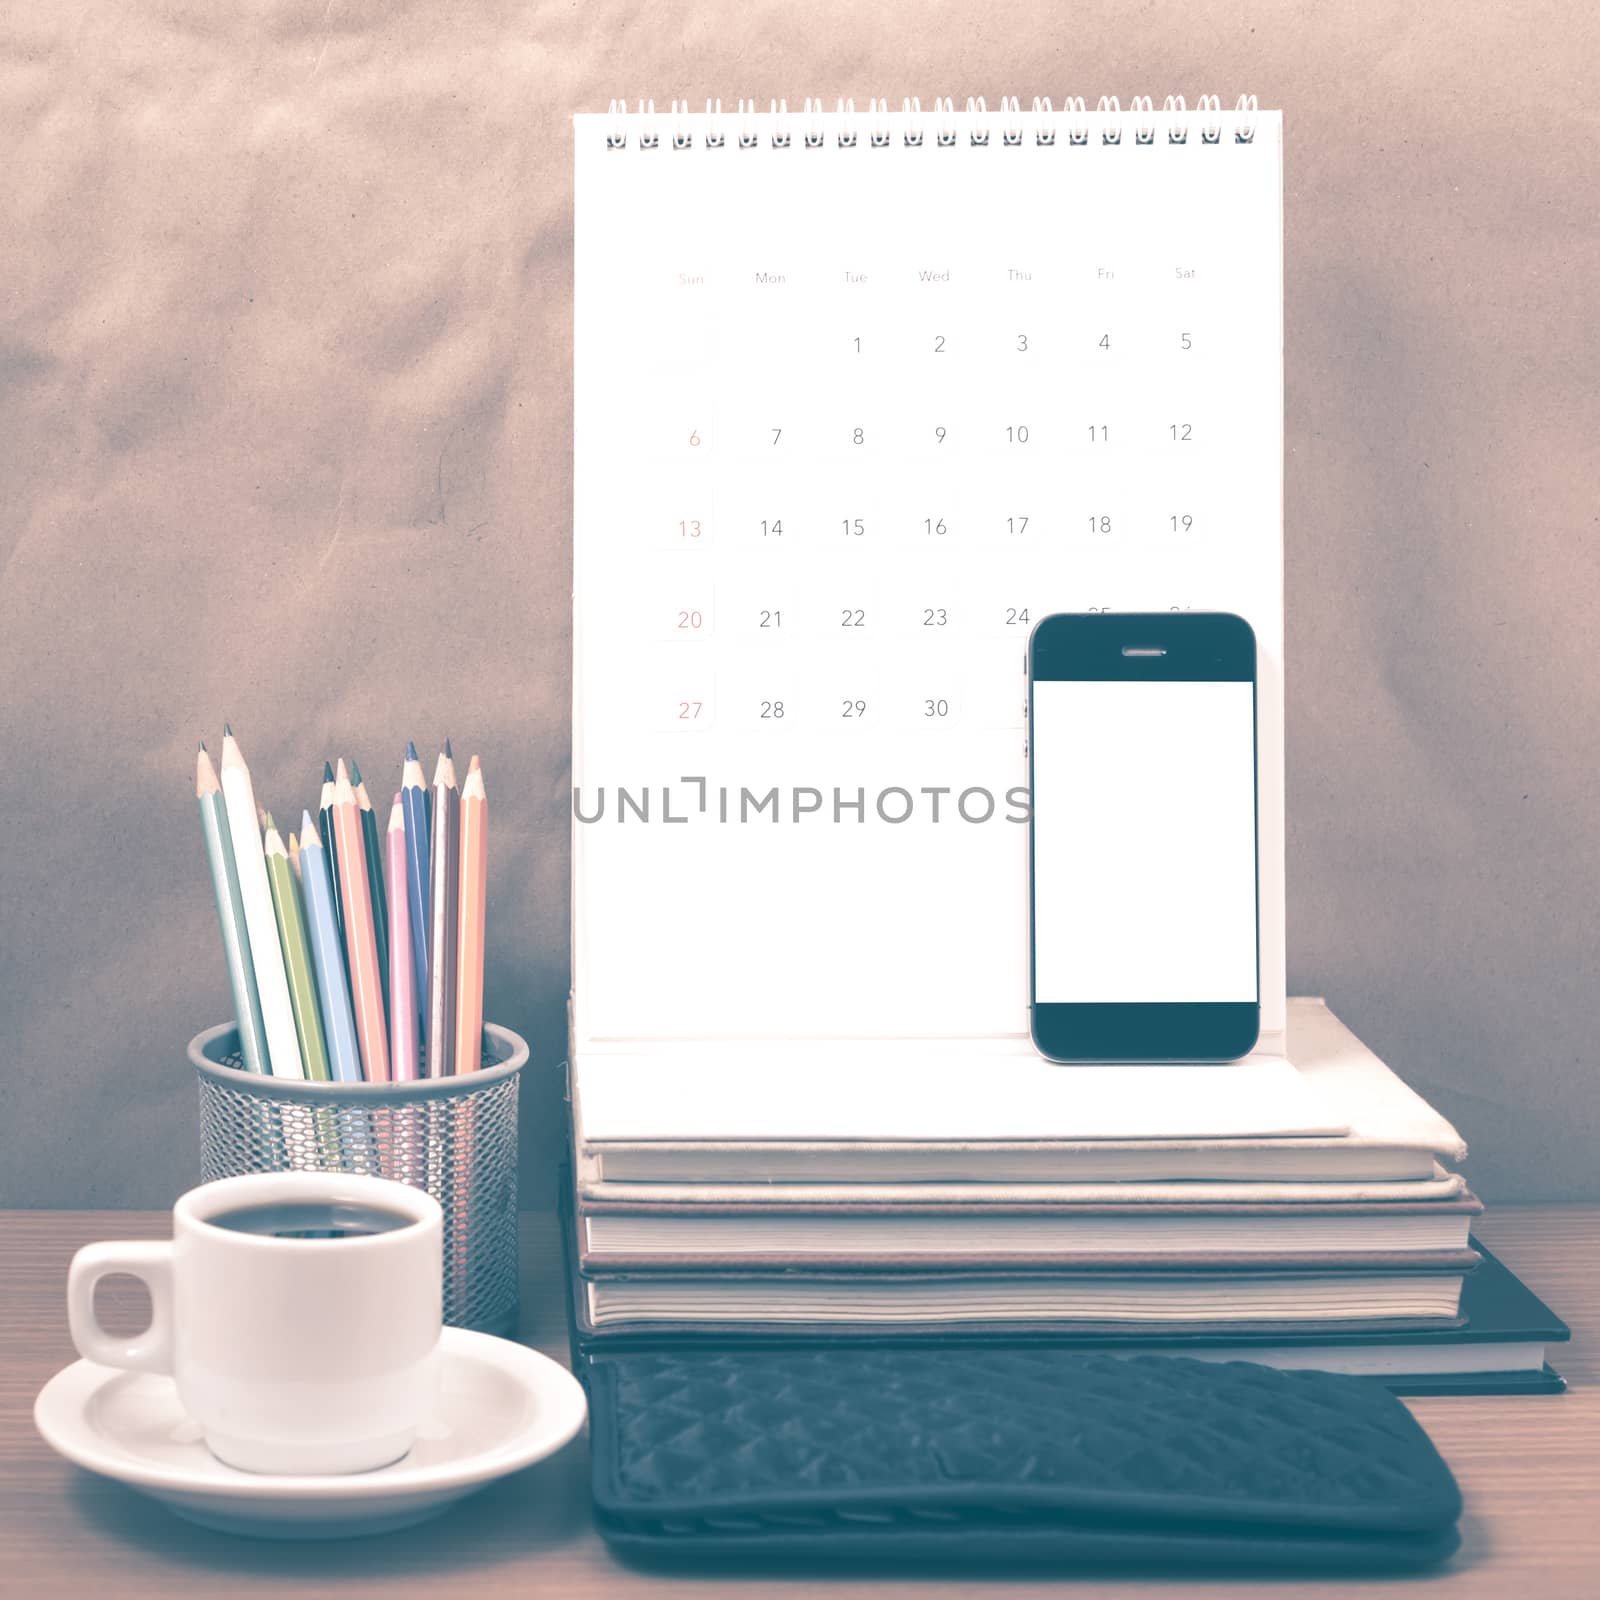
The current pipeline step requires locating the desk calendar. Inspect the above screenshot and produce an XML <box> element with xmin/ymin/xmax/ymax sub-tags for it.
<box><xmin>573</xmin><ymin>97</ymin><xmax>1284</xmax><ymax>1052</ymax></box>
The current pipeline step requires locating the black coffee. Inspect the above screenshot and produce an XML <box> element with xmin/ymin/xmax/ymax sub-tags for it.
<box><xmin>208</xmin><ymin>1201</ymin><xmax>413</xmax><ymax>1241</ymax></box>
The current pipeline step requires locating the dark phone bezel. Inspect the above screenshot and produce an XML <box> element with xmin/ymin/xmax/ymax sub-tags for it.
<box><xmin>1027</xmin><ymin>611</ymin><xmax>1260</xmax><ymax>1064</ymax></box>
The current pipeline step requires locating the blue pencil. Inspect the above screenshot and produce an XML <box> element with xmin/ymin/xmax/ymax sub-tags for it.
<box><xmin>401</xmin><ymin>742</ymin><xmax>431</xmax><ymax>1043</ymax></box>
<box><xmin>298</xmin><ymin>810</ymin><xmax>363</xmax><ymax>1084</ymax></box>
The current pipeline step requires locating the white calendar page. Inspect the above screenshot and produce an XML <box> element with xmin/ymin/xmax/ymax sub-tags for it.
<box><xmin>573</xmin><ymin>104</ymin><xmax>1283</xmax><ymax>1049</ymax></box>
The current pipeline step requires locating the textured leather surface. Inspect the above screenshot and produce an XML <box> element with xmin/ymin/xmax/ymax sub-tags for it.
<box><xmin>587</xmin><ymin>1346</ymin><xmax>1462</xmax><ymax>1570</ymax></box>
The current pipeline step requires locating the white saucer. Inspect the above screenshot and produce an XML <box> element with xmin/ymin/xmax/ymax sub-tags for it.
<box><xmin>33</xmin><ymin>1326</ymin><xmax>587</xmax><ymax>1539</ymax></box>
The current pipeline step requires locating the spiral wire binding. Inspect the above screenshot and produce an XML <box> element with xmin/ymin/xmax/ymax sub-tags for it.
<box><xmin>804</xmin><ymin>97</ymin><xmax>826</xmax><ymax>148</ymax></box>
<box><xmin>606</xmin><ymin>98</ymin><xmax>627</xmax><ymax>149</ymax></box>
<box><xmin>966</xmin><ymin>96</ymin><xmax>989</xmax><ymax>146</ymax></box>
<box><xmin>870</xmin><ymin>97</ymin><xmax>892</xmax><ymax>148</ymax></box>
<box><xmin>837</xmin><ymin>97</ymin><xmax>857</xmax><ymax>148</ymax></box>
<box><xmin>996</xmin><ymin>95</ymin><xmax>1019</xmax><ymax>146</ymax></box>
<box><xmin>1131</xmin><ymin>94</ymin><xmax>1156</xmax><ymax>145</ymax></box>
<box><xmin>603</xmin><ymin>94</ymin><xmax>1261</xmax><ymax>150</ymax></box>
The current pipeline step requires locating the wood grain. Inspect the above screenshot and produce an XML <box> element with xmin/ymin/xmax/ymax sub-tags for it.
<box><xmin>0</xmin><ymin>1206</ymin><xmax>1594</xmax><ymax>1598</ymax></box>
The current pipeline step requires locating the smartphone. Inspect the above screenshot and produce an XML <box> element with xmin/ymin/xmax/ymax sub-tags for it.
<box><xmin>1028</xmin><ymin>611</ymin><xmax>1259</xmax><ymax>1063</ymax></box>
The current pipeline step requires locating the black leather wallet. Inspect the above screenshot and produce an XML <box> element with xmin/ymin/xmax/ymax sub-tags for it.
<box><xmin>584</xmin><ymin>1345</ymin><xmax>1462</xmax><ymax>1572</ymax></box>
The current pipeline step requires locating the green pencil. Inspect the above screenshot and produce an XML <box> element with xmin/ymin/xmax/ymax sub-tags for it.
<box><xmin>196</xmin><ymin>742</ymin><xmax>270</xmax><ymax>1075</ymax></box>
<box><xmin>263</xmin><ymin>814</ymin><xmax>332</xmax><ymax>1082</ymax></box>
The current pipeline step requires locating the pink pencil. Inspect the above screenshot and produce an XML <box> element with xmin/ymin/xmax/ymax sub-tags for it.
<box><xmin>387</xmin><ymin>795</ymin><xmax>418</xmax><ymax>1081</ymax></box>
<box><xmin>333</xmin><ymin>759</ymin><xmax>389</xmax><ymax>1081</ymax></box>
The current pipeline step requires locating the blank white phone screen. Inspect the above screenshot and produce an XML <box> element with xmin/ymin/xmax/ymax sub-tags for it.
<box><xmin>1032</xmin><ymin>680</ymin><xmax>1258</xmax><ymax>1004</ymax></box>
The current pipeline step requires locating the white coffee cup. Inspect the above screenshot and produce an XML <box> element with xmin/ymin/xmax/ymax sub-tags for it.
<box><xmin>67</xmin><ymin>1171</ymin><xmax>443</xmax><ymax>1475</ymax></box>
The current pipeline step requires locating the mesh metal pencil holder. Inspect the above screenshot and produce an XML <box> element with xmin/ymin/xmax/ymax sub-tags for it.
<box><xmin>190</xmin><ymin>1023</ymin><xmax>526</xmax><ymax>1334</ymax></box>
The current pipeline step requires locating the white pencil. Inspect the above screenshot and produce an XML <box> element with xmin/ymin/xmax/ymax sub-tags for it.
<box><xmin>219</xmin><ymin>726</ymin><xmax>305</xmax><ymax>1079</ymax></box>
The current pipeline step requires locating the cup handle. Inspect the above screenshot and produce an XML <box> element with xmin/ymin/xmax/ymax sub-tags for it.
<box><xmin>67</xmin><ymin>1241</ymin><xmax>175</xmax><ymax>1374</ymax></box>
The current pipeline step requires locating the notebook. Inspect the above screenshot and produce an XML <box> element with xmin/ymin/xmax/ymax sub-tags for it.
<box><xmin>578</xmin><ymin>1262</ymin><xmax>1474</xmax><ymax>1332</ymax></box>
<box><xmin>576</xmin><ymin>1166</ymin><xmax>1469</xmax><ymax>1205</ymax></box>
<box><xmin>577</xmin><ymin>1193</ymin><xmax>1484</xmax><ymax>1266</ymax></box>
<box><xmin>572</xmin><ymin>95</ymin><xmax>1284</xmax><ymax>1064</ymax></box>
<box><xmin>573</xmin><ymin>1045</ymin><xmax>1335</xmax><ymax>1143</ymax></box>
<box><xmin>570</xmin><ymin>999</ymin><xmax>1468</xmax><ymax>1184</ymax></box>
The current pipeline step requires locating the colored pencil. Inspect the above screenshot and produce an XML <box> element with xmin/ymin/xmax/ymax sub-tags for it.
<box><xmin>387</xmin><ymin>796</ymin><xmax>419</xmax><ymax>1081</ymax></box>
<box><xmin>219</xmin><ymin>728</ymin><xmax>304</xmax><ymax>1079</ymax></box>
<box><xmin>333</xmin><ymin>760</ymin><xmax>390</xmax><ymax>1081</ymax></box>
<box><xmin>196</xmin><ymin>742</ymin><xmax>270</xmax><ymax>1076</ymax></box>
<box><xmin>263</xmin><ymin>815</ymin><xmax>331</xmax><ymax>1083</ymax></box>
<box><xmin>454</xmin><ymin>757</ymin><xmax>488</xmax><ymax>1073</ymax></box>
<box><xmin>426</xmin><ymin>745</ymin><xmax>460</xmax><ymax>1077</ymax></box>
<box><xmin>349</xmin><ymin>758</ymin><xmax>389</xmax><ymax>1027</ymax></box>
<box><xmin>288</xmin><ymin>830</ymin><xmax>302</xmax><ymax>880</ymax></box>
<box><xmin>317</xmin><ymin>760</ymin><xmax>344</xmax><ymax>940</ymax></box>
<box><xmin>401</xmin><ymin>741</ymin><xmax>431</xmax><ymax>1046</ymax></box>
<box><xmin>297</xmin><ymin>811</ymin><xmax>363</xmax><ymax>1084</ymax></box>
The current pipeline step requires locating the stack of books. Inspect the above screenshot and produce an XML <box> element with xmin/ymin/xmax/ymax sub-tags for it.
<box><xmin>565</xmin><ymin>1000</ymin><xmax>1567</xmax><ymax>1393</ymax></box>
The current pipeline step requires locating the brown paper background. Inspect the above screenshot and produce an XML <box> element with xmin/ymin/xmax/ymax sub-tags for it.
<box><xmin>2</xmin><ymin>2</ymin><xmax>1596</xmax><ymax>1205</ymax></box>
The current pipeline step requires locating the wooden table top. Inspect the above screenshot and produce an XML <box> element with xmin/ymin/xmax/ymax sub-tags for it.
<box><xmin>2</xmin><ymin>1204</ymin><xmax>1594</xmax><ymax>1598</ymax></box>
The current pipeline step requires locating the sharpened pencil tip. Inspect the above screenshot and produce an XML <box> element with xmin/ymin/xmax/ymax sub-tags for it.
<box><xmin>405</xmin><ymin>739</ymin><xmax>418</xmax><ymax>761</ymax></box>
<box><xmin>444</xmin><ymin>736</ymin><xmax>454</xmax><ymax>759</ymax></box>
<box><xmin>323</xmin><ymin>760</ymin><xmax>334</xmax><ymax>782</ymax></box>
<box><xmin>262</xmin><ymin>810</ymin><xmax>274</xmax><ymax>831</ymax></box>
<box><xmin>468</xmin><ymin>754</ymin><xmax>481</xmax><ymax>774</ymax></box>
<box><xmin>198</xmin><ymin>739</ymin><xmax>206</xmax><ymax>752</ymax></box>
<box><xmin>302</xmin><ymin>808</ymin><xmax>317</xmax><ymax>835</ymax></box>
<box><xmin>223</xmin><ymin>721</ymin><xmax>233</xmax><ymax>737</ymax></box>
<box><xmin>335</xmin><ymin>757</ymin><xmax>349</xmax><ymax>783</ymax></box>
<box><xmin>194</xmin><ymin>743</ymin><xmax>220</xmax><ymax>798</ymax></box>
<box><xmin>349</xmin><ymin>758</ymin><xmax>363</xmax><ymax>785</ymax></box>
